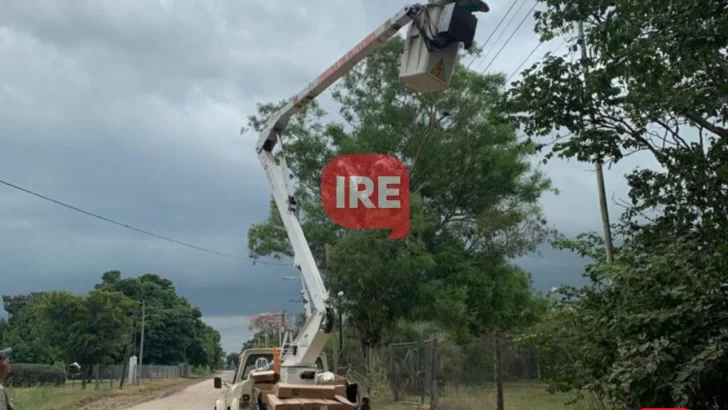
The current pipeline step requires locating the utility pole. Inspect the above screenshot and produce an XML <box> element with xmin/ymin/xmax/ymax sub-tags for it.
<box><xmin>578</xmin><ymin>21</ymin><xmax>615</xmax><ymax>264</ymax></box>
<box><xmin>280</xmin><ymin>310</ymin><xmax>285</xmax><ymax>346</ymax></box>
<box><xmin>119</xmin><ymin>310</ymin><xmax>138</xmax><ymax>389</ymax></box>
<box><xmin>325</xmin><ymin>243</ymin><xmax>344</xmax><ymax>368</ymax></box>
<box><xmin>137</xmin><ymin>299</ymin><xmax>145</xmax><ymax>385</ymax></box>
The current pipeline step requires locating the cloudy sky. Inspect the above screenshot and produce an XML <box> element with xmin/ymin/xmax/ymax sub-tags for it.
<box><xmin>0</xmin><ymin>0</ymin><xmax>658</xmax><ymax>353</ymax></box>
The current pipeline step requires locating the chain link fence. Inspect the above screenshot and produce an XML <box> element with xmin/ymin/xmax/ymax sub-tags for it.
<box><xmin>66</xmin><ymin>363</ymin><xmax>190</xmax><ymax>389</ymax></box>
<box><xmin>336</xmin><ymin>335</ymin><xmax>552</xmax><ymax>410</ymax></box>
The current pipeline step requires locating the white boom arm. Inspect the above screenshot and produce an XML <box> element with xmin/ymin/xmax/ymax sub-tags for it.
<box><xmin>255</xmin><ymin>0</ymin><xmax>487</xmax><ymax>383</ymax></box>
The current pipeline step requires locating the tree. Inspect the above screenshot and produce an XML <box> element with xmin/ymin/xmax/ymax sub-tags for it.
<box><xmin>247</xmin><ymin>37</ymin><xmax>553</xmax><ymax>350</ymax></box>
<box><xmin>0</xmin><ymin>318</ymin><xmax>7</xmax><ymax>342</ymax></box>
<box><xmin>33</xmin><ymin>290</ymin><xmax>138</xmax><ymax>368</ymax></box>
<box><xmin>1</xmin><ymin>294</ymin><xmax>60</xmax><ymax>364</ymax></box>
<box><xmin>226</xmin><ymin>352</ymin><xmax>239</xmax><ymax>369</ymax></box>
<box><xmin>248</xmin><ymin>313</ymin><xmax>289</xmax><ymax>348</ymax></box>
<box><xmin>95</xmin><ymin>271</ymin><xmax>222</xmax><ymax>367</ymax></box>
<box><xmin>507</xmin><ymin>0</ymin><xmax>728</xmax><ymax>407</ymax></box>
<box><xmin>507</xmin><ymin>0</ymin><xmax>728</xmax><ymax>240</ymax></box>
<box><xmin>1</xmin><ymin>271</ymin><xmax>221</xmax><ymax>372</ymax></box>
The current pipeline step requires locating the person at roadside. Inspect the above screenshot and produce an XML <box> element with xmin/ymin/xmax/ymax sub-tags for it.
<box><xmin>0</xmin><ymin>348</ymin><xmax>14</xmax><ymax>410</ymax></box>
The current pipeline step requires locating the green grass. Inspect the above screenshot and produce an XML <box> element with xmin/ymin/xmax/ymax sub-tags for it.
<box><xmin>8</xmin><ymin>378</ymin><xmax>190</xmax><ymax>410</ymax></box>
<box><xmin>376</xmin><ymin>382</ymin><xmax>585</xmax><ymax>410</ymax></box>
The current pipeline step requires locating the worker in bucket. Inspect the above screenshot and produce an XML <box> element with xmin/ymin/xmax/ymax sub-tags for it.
<box><xmin>0</xmin><ymin>347</ymin><xmax>14</xmax><ymax>410</ymax></box>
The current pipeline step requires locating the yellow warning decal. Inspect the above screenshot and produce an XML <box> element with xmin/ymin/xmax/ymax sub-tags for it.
<box><xmin>431</xmin><ymin>58</ymin><xmax>446</xmax><ymax>81</ymax></box>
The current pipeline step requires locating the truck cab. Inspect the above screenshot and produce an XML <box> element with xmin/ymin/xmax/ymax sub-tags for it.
<box><xmin>214</xmin><ymin>348</ymin><xmax>328</xmax><ymax>410</ymax></box>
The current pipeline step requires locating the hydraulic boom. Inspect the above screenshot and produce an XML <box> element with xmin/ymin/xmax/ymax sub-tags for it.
<box><xmin>255</xmin><ymin>0</ymin><xmax>489</xmax><ymax>385</ymax></box>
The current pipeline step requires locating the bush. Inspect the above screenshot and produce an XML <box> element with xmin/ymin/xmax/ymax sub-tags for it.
<box><xmin>7</xmin><ymin>363</ymin><xmax>66</xmax><ymax>387</ymax></box>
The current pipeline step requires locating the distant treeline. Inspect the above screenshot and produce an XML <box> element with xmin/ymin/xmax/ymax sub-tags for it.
<box><xmin>0</xmin><ymin>270</ymin><xmax>224</xmax><ymax>373</ymax></box>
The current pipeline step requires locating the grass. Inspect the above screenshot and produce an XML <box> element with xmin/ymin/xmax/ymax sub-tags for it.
<box><xmin>8</xmin><ymin>378</ymin><xmax>191</xmax><ymax>410</ymax></box>
<box><xmin>376</xmin><ymin>381</ymin><xmax>586</xmax><ymax>410</ymax></box>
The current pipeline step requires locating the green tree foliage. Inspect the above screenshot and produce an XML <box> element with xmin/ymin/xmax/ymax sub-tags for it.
<box><xmin>32</xmin><ymin>290</ymin><xmax>137</xmax><ymax>366</ymax></box>
<box><xmin>226</xmin><ymin>352</ymin><xmax>239</xmax><ymax>369</ymax></box>
<box><xmin>508</xmin><ymin>0</ymin><xmax>728</xmax><ymax>408</ymax></box>
<box><xmin>246</xmin><ymin>37</ymin><xmax>552</xmax><ymax>349</ymax></box>
<box><xmin>1</xmin><ymin>295</ymin><xmax>59</xmax><ymax>364</ymax></box>
<box><xmin>95</xmin><ymin>271</ymin><xmax>223</xmax><ymax>369</ymax></box>
<box><xmin>1</xmin><ymin>271</ymin><xmax>223</xmax><ymax>371</ymax></box>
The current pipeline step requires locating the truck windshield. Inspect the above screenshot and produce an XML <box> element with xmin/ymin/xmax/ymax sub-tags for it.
<box><xmin>240</xmin><ymin>353</ymin><xmax>326</xmax><ymax>379</ymax></box>
<box><xmin>242</xmin><ymin>353</ymin><xmax>274</xmax><ymax>380</ymax></box>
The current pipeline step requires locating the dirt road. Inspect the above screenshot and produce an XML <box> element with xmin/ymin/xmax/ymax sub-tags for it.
<box><xmin>124</xmin><ymin>371</ymin><xmax>232</xmax><ymax>410</ymax></box>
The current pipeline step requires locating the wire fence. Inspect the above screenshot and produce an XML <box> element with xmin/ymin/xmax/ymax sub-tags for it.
<box><xmin>335</xmin><ymin>335</ymin><xmax>546</xmax><ymax>410</ymax></box>
<box><xmin>66</xmin><ymin>363</ymin><xmax>191</xmax><ymax>389</ymax></box>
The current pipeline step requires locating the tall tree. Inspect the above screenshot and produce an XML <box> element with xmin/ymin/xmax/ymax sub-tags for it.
<box><xmin>33</xmin><ymin>290</ymin><xmax>138</xmax><ymax>367</ymax></box>
<box><xmin>95</xmin><ymin>271</ymin><xmax>222</xmax><ymax>366</ymax></box>
<box><xmin>507</xmin><ymin>0</ymin><xmax>728</xmax><ymax>408</ymax></box>
<box><xmin>248</xmin><ymin>37</ymin><xmax>553</xmax><ymax>349</ymax></box>
<box><xmin>1</xmin><ymin>295</ymin><xmax>59</xmax><ymax>364</ymax></box>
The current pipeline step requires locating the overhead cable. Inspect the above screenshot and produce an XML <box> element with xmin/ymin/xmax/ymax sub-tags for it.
<box><xmin>0</xmin><ymin>178</ymin><xmax>290</xmax><ymax>266</ymax></box>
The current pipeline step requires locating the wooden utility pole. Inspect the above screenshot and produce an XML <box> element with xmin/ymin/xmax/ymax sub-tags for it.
<box><xmin>137</xmin><ymin>299</ymin><xmax>146</xmax><ymax>385</ymax></box>
<box><xmin>120</xmin><ymin>309</ymin><xmax>138</xmax><ymax>389</ymax></box>
<box><xmin>578</xmin><ymin>21</ymin><xmax>615</xmax><ymax>263</ymax></box>
<box><xmin>280</xmin><ymin>310</ymin><xmax>285</xmax><ymax>346</ymax></box>
<box><xmin>324</xmin><ymin>244</ymin><xmax>344</xmax><ymax>367</ymax></box>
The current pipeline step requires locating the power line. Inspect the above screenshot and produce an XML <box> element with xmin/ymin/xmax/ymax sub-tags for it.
<box><xmin>505</xmin><ymin>36</ymin><xmax>568</xmax><ymax>84</ymax></box>
<box><xmin>0</xmin><ymin>178</ymin><xmax>291</xmax><ymax>266</ymax></box>
<box><xmin>465</xmin><ymin>0</ymin><xmax>523</xmax><ymax>70</ymax></box>
<box><xmin>471</xmin><ymin>0</ymin><xmax>529</xmax><ymax>73</ymax></box>
<box><xmin>480</xmin><ymin>1</ymin><xmax>539</xmax><ymax>74</ymax></box>
<box><xmin>505</xmin><ymin>42</ymin><xmax>544</xmax><ymax>84</ymax></box>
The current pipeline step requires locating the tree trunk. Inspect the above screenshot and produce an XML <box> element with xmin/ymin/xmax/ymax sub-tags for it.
<box><xmin>493</xmin><ymin>330</ymin><xmax>504</xmax><ymax>410</ymax></box>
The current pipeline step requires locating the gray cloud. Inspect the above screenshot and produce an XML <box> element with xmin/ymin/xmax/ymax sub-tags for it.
<box><xmin>0</xmin><ymin>0</ymin><xmax>646</xmax><ymax>352</ymax></box>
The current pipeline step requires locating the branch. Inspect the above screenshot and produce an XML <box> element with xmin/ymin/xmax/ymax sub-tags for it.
<box><xmin>685</xmin><ymin>113</ymin><xmax>728</xmax><ymax>139</ymax></box>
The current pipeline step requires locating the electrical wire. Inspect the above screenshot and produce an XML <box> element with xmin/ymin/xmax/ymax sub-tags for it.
<box><xmin>505</xmin><ymin>34</ymin><xmax>570</xmax><ymax>84</ymax></box>
<box><xmin>480</xmin><ymin>1</ymin><xmax>539</xmax><ymax>74</ymax></box>
<box><xmin>464</xmin><ymin>0</ymin><xmax>522</xmax><ymax>70</ymax></box>
<box><xmin>441</xmin><ymin>1</ymin><xmax>537</xmax><ymax>131</ymax></box>
<box><xmin>471</xmin><ymin>0</ymin><xmax>529</xmax><ymax>73</ymax></box>
<box><xmin>505</xmin><ymin>37</ymin><xmax>567</xmax><ymax>84</ymax></box>
<box><xmin>0</xmin><ymin>178</ymin><xmax>291</xmax><ymax>266</ymax></box>
<box><xmin>505</xmin><ymin>42</ymin><xmax>543</xmax><ymax>84</ymax></box>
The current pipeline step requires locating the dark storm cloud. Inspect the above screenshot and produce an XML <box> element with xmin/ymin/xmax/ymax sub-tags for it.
<box><xmin>0</xmin><ymin>0</ymin><xmax>328</xmax><ymax>308</ymax></box>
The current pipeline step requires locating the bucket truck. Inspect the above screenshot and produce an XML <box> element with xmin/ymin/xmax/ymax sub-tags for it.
<box><xmin>214</xmin><ymin>1</ymin><xmax>489</xmax><ymax>408</ymax></box>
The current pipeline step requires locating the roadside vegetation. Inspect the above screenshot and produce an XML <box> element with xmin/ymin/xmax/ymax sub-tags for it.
<box><xmin>0</xmin><ymin>272</ymin><xmax>223</xmax><ymax>408</ymax></box>
<box><xmin>2</xmin><ymin>0</ymin><xmax>725</xmax><ymax>409</ymax></box>
<box><xmin>9</xmin><ymin>377</ymin><xmax>194</xmax><ymax>410</ymax></box>
<box><xmin>244</xmin><ymin>0</ymin><xmax>728</xmax><ymax>408</ymax></box>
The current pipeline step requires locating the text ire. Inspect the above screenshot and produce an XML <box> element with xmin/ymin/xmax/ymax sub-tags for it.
<box><xmin>336</xmin><ymin>175</ymin><xmax>401</xmax><ymax>209</ymax></box>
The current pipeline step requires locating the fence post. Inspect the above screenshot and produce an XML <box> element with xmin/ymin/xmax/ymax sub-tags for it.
<box><xmin>430</xmin><ymin>337</ymin><xmax>439</xmax><ymax>410</ymax></box>
<box><xmin>494</xmin><ymin>330</ymin><xmax>504</xmax><ymax>410</ymax></box>
<box><xmin>389</xmin><ymin>345</ymin><xmax>398</xmax><ymax>401</ymax></box>
<box><xmin>94</xmin><ymin>365</ymin><xmax>100</xmax><ymax>390</ymax></box>
<box><xmin>419</xmin><ymin>340</ymin><xmax>425</xmax><ymax>405</ymax></box>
